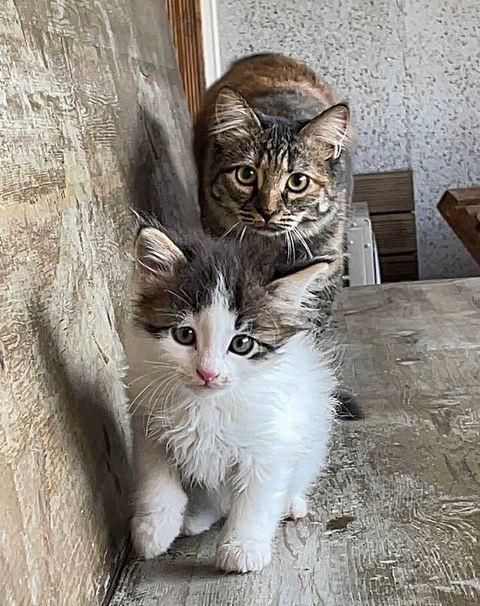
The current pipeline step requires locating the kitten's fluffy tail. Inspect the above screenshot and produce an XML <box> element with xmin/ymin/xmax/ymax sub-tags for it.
<box><xmin>334</xmin><ymin>388</ymin><xmax>364</xmax><ymax>420</ymax></box>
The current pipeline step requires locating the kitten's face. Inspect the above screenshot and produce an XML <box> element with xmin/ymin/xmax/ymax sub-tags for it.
<box><xmin>133</xmin><ymin>227</ymin><xmax>330</xmax><ymax>399</ymax></box>
<box><xmin>139</xmin><ymin>282</ymin><xmax>273</xmax><ymax>395</ymax></box>
<box><xmin>207</xmin><ymin>88</ymin><xmax>350</xmax><ymax>237</ymax></box>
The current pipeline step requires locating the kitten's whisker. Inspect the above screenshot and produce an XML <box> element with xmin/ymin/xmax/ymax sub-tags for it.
<box><xmin>143</xmin><ymin>360</ymin><xmax>176</xmax><ymax>367</ymax></box>
<box><xmin>127</xmin><ymin>369</ymin><xmax>165</xmax><ymax>386</ymax></box>
<box><xmin>145</xmin><ymin>372</ymin><xmax>175</xmax><ymax>425</ymax></box>
<box><xmin>128</xmin><ymin>376</ymin><xmax>162</xmax><ymax>414</ymax></box>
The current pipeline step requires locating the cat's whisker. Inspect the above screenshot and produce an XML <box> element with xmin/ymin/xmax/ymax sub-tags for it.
<box><xmin>293</xmin><ymin>227</ymin><xmax>313</xmax><ymax>259</ymax></box>
<box><xmin>127</xmin><ymin>369</ymin><xmax>166</xmax><ymax>386</ymax></box>
<box><xmin>142</xmin><ymin>360</ymin><xmax>176</xmax><ymax>368</ymax></box>
<box><xmin>145</xmin><ymin>372</ymin><xmax>175</xmax><ymax>424</ymax></box>
<box><xmin>128</xmin><ymin>376</ymin><xmax>163</xmax><ymax>414</ymax></box>
<box><xmin>221</xmin><ymin>221</ymin><xmax>240</xmax><ymax>239</ymax></box>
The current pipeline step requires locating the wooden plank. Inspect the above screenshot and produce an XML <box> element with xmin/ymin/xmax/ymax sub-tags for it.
<box><xmin>371</xmin><ymin>212</ymin><xmax>417</xmax><ymax>255</ymax></box>
<box><xmin>353</xmin><ymin>170</ymin><xmax>414</xmax><ymax>214</ymax></box>
<box><xmin>0</xmin><ymin>2</ymin><xmax>197</xmax><ymax>605</ymax></box>
<box><xmin>165</xmin><ymin>0</ymin><xmax>206</xmax><ymax>117</ymax></box>
<box><xmin>110</xmin><ymin>278</ymin><xmax>480</xmax><ymax>606</ymax></box>
<box><xmin>438</xmin><ymin>187</ymin><xmax>480</xmax><ymax>266</ymax></box>
<box><xmin>379</xmin><ymin>252</ymin><xmax>419</xmax><ymax>282</ymax></box>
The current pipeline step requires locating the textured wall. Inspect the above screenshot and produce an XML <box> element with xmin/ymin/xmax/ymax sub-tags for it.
<box><xmin>0</xmin><ymin>1</ymin><xmax>197</xmax><ymax>605</ymax></box>
<box><xmin>217</xmin><ymin>0</ymin><xmax>480</xmax><ymax>279</ymax></box>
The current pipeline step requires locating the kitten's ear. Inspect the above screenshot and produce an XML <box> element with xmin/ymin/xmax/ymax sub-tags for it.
<box><xmin>299</xmin><ymin>104</ymin><xmax>351</xmax><ymax>160</ymax></box>
<box><xmin>268</xmin><ymin>261</ymin><xmax>333</xmax><ymax>310</ymax></box>
<box><xmin>134</xmin><ymin>227</ymin><xmax>185</xmax><ymax>291</ymax></box>
<box><xmin>210</xmin><ymin>87</ymin><xmax>261</xmax><ymax>141</ymax></box>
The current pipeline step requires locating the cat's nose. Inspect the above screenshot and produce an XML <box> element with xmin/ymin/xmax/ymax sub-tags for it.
<box><xmin>196</xmin><ymin>368</ymin><xmax>219</xmax><ymax>385</ymax></box>
<box><xmin>257</xmin><ymin>207</ymin><xmax>277</xmax><ymax>223</ymax></box>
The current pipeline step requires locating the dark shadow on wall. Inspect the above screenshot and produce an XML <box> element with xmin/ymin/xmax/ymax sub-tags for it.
<box><xmin>130</xmin><ymin>108</ymin><xmax>201</xmax><ymax>232</ymax></box>
<box><xmin>29</xmin><ymin>295</ymin><xmax>131</xmax><ymax>576</ymax></box>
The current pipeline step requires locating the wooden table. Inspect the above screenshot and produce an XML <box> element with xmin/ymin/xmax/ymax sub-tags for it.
<box><xmin>110</xmin><ymin>279</ymin><xmax>480</xmax><ymax>606</ymax></box>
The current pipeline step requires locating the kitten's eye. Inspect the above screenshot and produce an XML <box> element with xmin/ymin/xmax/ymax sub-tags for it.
<box><xmin>235</xmin><ymin>166</ymin><xmax>257</xmax><ymax>186</ymax></box>
<box><xmin>172</xmin><ymin>326</ymin><xmax>196</xmax><ymax>346</ymax></box>
<box><xmin>229</xmin><ymin>334</ymin><xmax>254</xmax><ymax>356</ymax></box>
<box><xmin>287</xmin><ymin>173</ymin><xmax>310</xmax><ymax>193</ymax></box>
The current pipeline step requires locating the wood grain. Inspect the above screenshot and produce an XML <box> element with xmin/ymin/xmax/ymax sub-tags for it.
<box><xmin>379</xmin><ymin>253</ymin><xmax>419</xmax><ymax>282</ymax></box>
<box><xmin>165</xmin><ymin>0</ymin><xmax>206</xmax><ymax>117</ymax></box>
<box><xmin>371</xmin><ymin>212</ymin><xmax>417</xmax><ymax>255</ymax></box>
<box><xmin>438</xmin><ymin>188</ymin><xmax>480</xmax><ymax>266</ymax></box>
<box><xmin>110</xmin><ymin>278</ymin><xmax>480</xmax><ymax>606</ymax></box>
<box><xmin>353</xmin><ymin>170</ymin><xmax>414</xmax><ymax>214</ymax></box>
<box><xmin>353</xmin><ymin>170</ymin><xmax>418</xmax><ymax>282</ymax></box>
<box><xmin>0</xmin><ymin>2</ymin><xmax>197</xmax><ymax>605</ymax></box>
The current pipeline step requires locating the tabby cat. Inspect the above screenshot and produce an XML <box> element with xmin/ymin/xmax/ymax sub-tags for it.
<box><xmin>194</xmin><ymin>53</ymin><xmax>359</xmax><ymax>417</ymax></box>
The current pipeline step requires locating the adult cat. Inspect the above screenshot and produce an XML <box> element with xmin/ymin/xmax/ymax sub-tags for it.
<box><xmin>194</xmin><ymin>53</ymin><xmax>359</xmax><ymax>418</ymax></box>
<box><xmin>126</xmin><ymin>226</ymin><xmax>337</xmax><ymax>572</ymax></box>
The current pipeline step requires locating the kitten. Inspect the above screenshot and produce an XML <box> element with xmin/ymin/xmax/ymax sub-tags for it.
<box><xmin>126</xmin><ymin>226</ymin><xmax>337</xmax><ymax>573</ymax></box>
<box><xmin>194</xmin><ymin>52</ymin><xmax>360</xmax><ymax>419</ymax></box>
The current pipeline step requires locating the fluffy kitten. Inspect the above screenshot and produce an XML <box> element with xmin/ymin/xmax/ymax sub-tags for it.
<box><xmin>126</xmin><ymin>226</ymin><xmax>337</xmax><ymax>573</ymax></box>
<box><xmin>194</xmin><ymin>53</ymin><xmax>360</xmax><ymax>419</ymax></box>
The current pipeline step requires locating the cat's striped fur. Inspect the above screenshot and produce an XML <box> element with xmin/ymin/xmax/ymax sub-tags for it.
<box><xmin>194</xmin><ymin>53</ymin><xmax>361</xmax><ymax>419</ymax></box>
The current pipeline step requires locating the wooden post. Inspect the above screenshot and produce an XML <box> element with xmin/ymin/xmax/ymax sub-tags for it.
<box><xmin>164</xmin><ymin>0</ymin><xmax>206</xmax><ymax>117</ymax></box>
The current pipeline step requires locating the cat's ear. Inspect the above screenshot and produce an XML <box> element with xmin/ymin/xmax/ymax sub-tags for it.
<box><xmin>299</xmin><ymin>104</ymin><xmax>351</xmax><ymax>160</ymax></box>
<box><xmin>268</xmin><ymin>261</ymin><xmax>333</xmax><ymax>310</ymax></box>
<box><xmin>134</xmin><ymin>227</ymin><xmax>185</xmax><ymax>291</ymax></box>
<box><xmin>210</xmin><ymin>87</ymin><xmax>261</xmax><ymax>141</ymax></box>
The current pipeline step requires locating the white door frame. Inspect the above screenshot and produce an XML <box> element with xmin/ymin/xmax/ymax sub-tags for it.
<box><xmin>199</xmin><ymin>0</ymin><xmax>222</xmax><ymax>87</ymax></box>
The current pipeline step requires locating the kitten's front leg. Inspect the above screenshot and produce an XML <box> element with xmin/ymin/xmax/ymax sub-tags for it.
<box><xmin>182</xmin><ymin>484</ymin><xmax>230</xmax><ymax>536</ymax></box>
<box><xmin>216</xmin><ymin>465</ymin><xmax>288</xmax><ymax>573</ymax></box>
<box><xmin>131</xmin><ymin>419</ymin><xmax>187</xmax><ymax>559</ymax></box>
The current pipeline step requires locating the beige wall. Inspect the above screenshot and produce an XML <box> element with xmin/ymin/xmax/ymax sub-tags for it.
<box><xmin>0</xmin><ymin>1</ymin><xmax>197</xmax><ymax>604</ymax></box>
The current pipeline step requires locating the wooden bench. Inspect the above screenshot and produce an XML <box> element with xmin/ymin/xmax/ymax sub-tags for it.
<box><xmin>438</xmin><ymin>187</ymin><xmax>480</xmax><ymax>266</ymax></box>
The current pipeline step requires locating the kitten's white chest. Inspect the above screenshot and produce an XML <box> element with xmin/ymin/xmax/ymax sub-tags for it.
<box><xmin>163</xmin><ymin>402</ymin><xmax>240</xmax><ymax>488</ymax></box>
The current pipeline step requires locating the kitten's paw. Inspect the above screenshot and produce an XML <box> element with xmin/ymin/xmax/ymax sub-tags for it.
<box><xmin>216</xmin><ymin>539</ymin><xmax>271</xmax><ymax>573</ymax></box>
<box><xmin>182</xmin><ymin>513</ymin><xmax>215</xmax><ymax>537</ymax></box>
<box><xmin>284</xmin><ymin>495</ymin><xmax>308</xmax><ymax>520</ymax></box>
<box><xmin>131</xmin><ymin>511</ymin><xmax>182</xmax><ymax>559</ymax></box>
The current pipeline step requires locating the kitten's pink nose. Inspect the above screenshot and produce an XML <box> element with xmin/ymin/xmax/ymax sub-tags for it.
<box><xmin>196</xmin><ymin>368</ymin><xmax>219</xmax><ymax>385</ymax></box>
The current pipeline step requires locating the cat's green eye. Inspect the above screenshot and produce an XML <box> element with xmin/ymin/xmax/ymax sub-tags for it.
<box><xmin>287</xmin><ymin>173</ymin><xmax>310</xmax><ymax>193</ymax></box>
<box><xmin>235</xmin><ymin>166</ymin><xmax>257</xmax><ymax>186</ymax></box>
<box><xmin>229</xmin><ymin>334</ymin><xmax>255</xmax><ymax>356</ymax></box>
<box><xmin>172</xmin><ymin>326</ymin><xmax>196</xmax><ymax>346</ymax></box>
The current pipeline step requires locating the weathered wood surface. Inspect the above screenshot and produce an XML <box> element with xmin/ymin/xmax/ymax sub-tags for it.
<box><xmin>0</xmin><ymin>1</ymin><xmax>197</xmax><ymax>605</ymax></box>
<box><xmin>111</xmin><ymin>278</ymin><xmax>480</xmax><ymax>606</ymax></box>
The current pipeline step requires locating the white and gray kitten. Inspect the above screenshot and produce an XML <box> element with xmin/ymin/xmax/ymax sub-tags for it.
<box><xmin>125</xmin><ymin>226</ymin><xmax>337</xmax><ymax>573</ymax></box>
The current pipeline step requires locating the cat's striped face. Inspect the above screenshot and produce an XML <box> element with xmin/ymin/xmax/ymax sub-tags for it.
<box><xmin>206</xmin><ymin>88</ymin><xmax>350</xmax><ymax>238</ymax></box>
<box><xmin>210</xmin><ymin>128</ymin><xmax>331</xmax><ymax>237</ymax></box>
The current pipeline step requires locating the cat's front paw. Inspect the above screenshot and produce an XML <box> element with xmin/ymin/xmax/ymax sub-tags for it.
<box><xmin>131</xmin><ymin>511</ymin><xmax>182</xmax><ymax>559</ymax></box>
<box><xmin>216</xmin><ymin>539</ymin><xmax>271</xmax><ymax>573</ymax></box>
